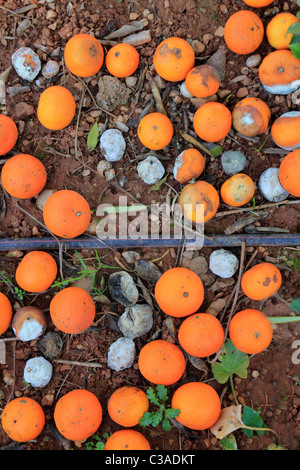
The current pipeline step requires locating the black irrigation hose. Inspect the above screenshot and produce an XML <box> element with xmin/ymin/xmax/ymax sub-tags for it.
<box><xmin>0</xmin><ymin>234</ymin><xmax>300</xmax><ymax>251</ymax></box>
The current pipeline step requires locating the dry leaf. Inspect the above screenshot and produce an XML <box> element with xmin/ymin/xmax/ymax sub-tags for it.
<box><xmin>104</xmin><ymin>20</ymin><xmax>148</xmax><ymax>39</ymax></box>
<box><xmin>0</xmin><ymin>340</ymin><xmax>6</xmax><ymax>364</ymax></box>
<box><xmin>210</xmin><ymin>404</ymin><xmax>243</xmax><ymax>439</ymax></box>
<box><xmin>205</xmin><ymin>296</ymin><xmax>229</xmax><ymax>316</ymax></box>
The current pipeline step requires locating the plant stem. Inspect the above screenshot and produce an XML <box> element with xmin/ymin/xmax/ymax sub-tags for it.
<box><xmin>229</xmin><ymin>374</ymin><xmax>239</xmax><ymax>406</ymax></box>
<box><xmin>269</xmin><ymin>316</ymin><xmax>300</xmax><ymax>324</ymax></box>
<box><xmin>242</xmin><ymin>424</ymin><xmax>280</xmax><ymax>443</ymax></box>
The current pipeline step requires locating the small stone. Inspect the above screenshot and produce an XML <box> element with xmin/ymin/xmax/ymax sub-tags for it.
<box><xmin>214</xmin><ymin>26</ymin><xmax>224</xmax><ymax>37</ymax></box>
<box><xmin>221</xmin><ymin>150</ymin><xmax>247</xmax><ymax>175</ymax></box>
<box><xmin>137</xmin><ymin>156</ymin><xmax>165</xmax><ymax>185</ymax></box>
<box><xmin>37</xmin><ymin>332</ymin><xmax>63</xmax><ymax>359</ymax></box>
<box><xmin>125</xmin><ymin>76</ymin><xmax>138</xmax><ymax>88</ymax></box>
<box><xmin>122</xmin><ymin>251</ymin><xmax>141</xmax><ymax>264</ymax></box>
<box><xmin>217</xmin><ymin>88</ymin><xmax>231</xmax><ymax>99</ymax></box>
<box><xmin>246</xmin><ymin>54</ymin><xmax>262</xmax><ymax>68</ymax></box>
<box><xmin>42</xmin><ymin>60</ymin><xmax>59</xmax><ymax>79</ymax></box>
<box><xmin>236</xmin><ymin>87</ymin><xmax>249</xmax><ymax>98</ymax></box>
<box><xmin>96</xmin><ymin>75</ymin><xmax>131</xmax><ymax>112</ymax></box>
<box><xmin>258</xmin><ymin>167</ymin><xmax>289</xmax><ymax>203</ymax></box>
<box><xmin>209</xmin><ymin>249</ymin><xmax>239</xmax><ymax>278</ymax></box>
<box><xmin>191</xmin><ymin>40</ymin><xmax>205</xmax><ymax>53</ymax></box>
<box><xmin>118</xmin><ymin>304</ymin><xmax>153</xmax><ymax>339</ymax></box>
<box><xmin>206</xmin><ymin>49</ymin><xmax>227</xmax><ymax>81</ymax></box>
<box><xmin>14</xmin><ymin>102</ymin><xmax>34</xmax><ymax>119</ymax></box>
<box><xmin>202</xmin><ymin>33</ymin><xmax>213</xmax><ymax>45</ymax></box>
<box><xmin>2</xmin><ymin>370</ymin><xmax>14</xmax><ymax>386</ymax></box>
<box><xmin>100</xmin><ymin>129</ymin><xmax>126</xmax><ymax>162</ymax></box>
<box><xmin>107</xmin><ymin>337</ymin><xmax>136</xmax><ymax>371</ymax></box>
<box><xmin>182</xmin><ymin>256</ymin><xmax>208</xmax><ymax>275</ymax></box>
<box><xmin>108</xmin><ymin>271</ymin><xmax>139</xmax><ymax>307</ymax></box>
<box><xmin>12</xmin><ymin>47</ymin><xmax>41</xmax><ymax>81</ymax></box>
<box><xmin>24</xmin><ymin>356</ymin><xmax>53</xmax><ymax>387</ymax></box>
<box><xmin>134</xmin><ymin>259</ymin><xmax>162</xmax><ymax>282</ymax></box>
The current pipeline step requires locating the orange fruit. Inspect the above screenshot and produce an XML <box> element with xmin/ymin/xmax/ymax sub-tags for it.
<box><xmin>37</xmin><ymin>85</ymin><xmax>76</xmax><ymax>131</ymax></box>
<box><xmin>15</xmin><ymin>251</ymin><xmax>57</xmax><ymax>293</ymax></box>
<box><xmin>2</xmin><ymin>397</ymin><xmax>45</xmax><ymax>442</ymax></box>
<box><xmin>153</xmin><ymin>36</ymin><xmax>195</xmax><ymax>82</ymax></box>
<box><xmin>241</xmin><ymin>262</ymin><xmax>282</xmax><ymax>300</ymax></box>
<box><xmin>229</xmin><ymin>308</ymin><xmax>273</xmax><ymax>354</ymax></box>
<box><xmin>137</xmin><ymin>112</ymin><xmax>173</xmax><ymax>150</ymax></box>
<box><xmin>12</xmin><ymin>306</ymin><xmax>47</xmax><ymax>342</ymax></box>
<box><xmin>0</xmin><ymin>292</ymin><xmax>13</xmax><ymax>335</ymax></box>
<box><xmin>43</xmin><ymin>189</ymin><xmax>91</xmax><ymax>239</ymax></box>
<box><xmin>232</xmin><ymin>97</ymin><xmax>271</xmax><ymax>137</ymax></box>
<box><xmin>178</xmin><ymin>180</ymin><xmax>220</xmax><ymax>223</ymax></box>
<box><xmin>224</xmin><ymin>10</ymin><xmax>264</xmax><ymax>55</ymax></box>
<box><xmin>107</xmin><ymin>386</ymin><xmax>149</xmax><ymax>427</ymax></box>
<box><xmin>193</xmin><ymin>102</ymin><xmax>232</xmax><ymax>143</ymax></box>
<box><xmin>54</xmin><ymin>389</ymin><xmax>102</xmax><ymax>441</ymax></box>
<box><xmin>64</xmin><ymin>33</ymin><xmax>104</xmax><ymax>78</ymax></box>
<box><xmin>271</xmin><ymin>111</ymin><xmax>300</xmax><ymax>150</ymax></box>
<box><xmin>138</xmin><ymin>339</ymin><xmax>186</xmax><ymax>385</ymax></box>
<box><xmin>258</xmin><ymin>50</ymin><xmax>300</xmax><ymax>95</ymax></box>
<box><xmin>104</xmin><ymin>430</ymin><xmax>151</xmax><ymax>450</ymax></box>
<box><xmin>154</xmin><ymin>267</ymin><xmax>204</xmax><ymax>317</ymax></box>
<box><xmin>49</xmin><ymin>286</ymin><xmax>95</xmax><ymax>334</ymax></box>
<box><xmin>0</xmin><ymin>115</ymin><xmax>18</xmax><ymax>156</ymax></box>
<box><xmin>185</xmin><ymin>64</ymin><xmax>221</xmax><ymax>98</ymax></box>
<box><xmin>220</xmin><ymin>173</ymin><xmax>255</xmax><ymax>207</ymax></box>
<box><xmin>278</xmin><ymin>149</ymin><xmax>300</xmax><ymax>197</ymax></box>
<box><xmin>243</xmin><ymin>0</ymin><xmax>273</xmax><ymax>5</ymax></box>
<box><xmin>1</xmin><ymin>153</ymin><xmax>47</xmax><ymax>199</ymax></box>
<box><xmin>105</xmin><ymin>43</ymin><xmax>139</xmax><ymax>78</ymax></box>
<box><xmin>173</xmin><ymin>148</ymin><xmax>205</xmax><ymax>184</ymax></box>
<box><xmin>178</xmin><ymin>313</ymin><xmax>224</xmax><ymax>358</ymax></box>
<box><xmin>171</xmin><ymin>382</ymin><xmax>221</xmax><ymax>430</ymax></box>
<box><xmin>266</xmin><ymin>13</ymin><xmax>299</xmax><ymax>50</ymax></box>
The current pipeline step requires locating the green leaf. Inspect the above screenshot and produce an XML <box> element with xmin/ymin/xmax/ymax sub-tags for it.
<box><xmin>162</xmin><ymin>417</ymin><xmax>171</xmax><ymax>431</ymax></box>
<box><xmin>219</xmin><ymin>434</ymin><xmax>238</xmax><ymax>450</ymax></box>
<box><xmin>289</xmin><ymin>41</ymin><xmax>300</xmax><ymax>60</ymax></box>
<box><xmin>87</xmin><ymin>122</ymin><xmax>99</xmax><ymax>151</ymax></box>
<box><xmin>146</xmin><ymin>387</ymin><xmax>160</xmax><ymax>406</ymax></box>
<box><xmin>211</xmin><ymin>339</ymin><xmax>250</xmax><ymax>384</ymax></box>
<box><xmin>156</xmin><ymin>384</ymin><xmax>168</xmax><ymax>403</ymax></box>
<box><xmin>210</xmin><ymin>145</ymin><xmax>223</xmax><ymax>157</ymax></box>
<box><xmin>242</xmin><ymin>405</ymin><xmax>267</xmax><ymax>437</ymax></box>
<box><xmin>287</xmin><ymin>22</ymin><xmax>300</xmax><ymax>35</ymax></box>
<box><xmin>290</xmin><ymin>299</ymin><xmax>300</xmax><ymax>314</ymax></box>
<box><xmin>165</xmin><ymin>408</ymin><xmax>180</xmax><ymax>419</ymax></box>
<box><xmin>149</xmin><ymin>173</ymin><xmax>169</xmax><ymax>192</ymax></box>
<box><xmin>297</xmin><ymin>11</ymin><xmax>300</xmax><ymax>19</ymax></box>
<box><xmin>139</xmin><ymin>411</ymin><xmax>157</xmax><ymax>427</ymax></box>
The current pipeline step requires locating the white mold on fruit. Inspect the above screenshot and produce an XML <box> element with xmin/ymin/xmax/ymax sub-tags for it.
<box><xmin>137</xmin><ymin>155</ymin><xmax>165</xmax><ymax>185</ymax></box>
<box><xmin>107</xmin><ymin>337</ymin><xmax>136</xmax><ymax>371</ymax></box>
<box><xmin>258</xmin><ymin>167</ymin><xmax>289</xmax><ymax>203</ymax></box>
<box><xmin>13</xmin><ymin>318</ymin><xmax>45</xmax><ymax>342</ymax></box>
<box><xmin>24</xmin><ymin>356</ymin><xmax>53</xmax><ymax>387</ymax></box>
<box><xmin>262</xmin><ymin>79</ymin><xmax>300</xmax><ymax>95</ymax></box>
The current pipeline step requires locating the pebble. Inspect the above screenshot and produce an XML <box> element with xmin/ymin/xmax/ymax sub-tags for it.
<box><xmin>258</xmin><ymin>167</ymin><xmax>289</xmax><ymax>203</ymax></box>
<box><xmin>42</xmin><ymin>59</ymin><xmax>60</xmax><ymax>79</ymax></box>
<box><xmin>191</xmin><ymin>40</ymin><xmax>205</xmax><ymax>53</ymax></box>
<box><xmin>221</xmin><ymin>150</ymin><xmax>247</xmax><ymax>175</ymax></box>
<box><xmin>214</xmin><ymin>26</ymin><xmax>224</xmax><ymax>37</ymax></box>
<box><xmin>122</xmin><ymin>251</ymin><xmax>141</xmax><ymax>264</ymax></box>
<box><xmin>137</xmin><ymin>156</ymin><xmax>165</xmax><ymax>185</ymax></box>
<box><xmin>11</xmin><ymin>47</ymin><xmax>41</xmax><ymax>82</ymax></box>
<box><xmin>246</xmin><ymin>54</ymin><xmax>262</xmax><ymax>68</ymax></box>
<box><xmin>100</xmin><ymin>129</ymin><xmax>126</xmax><ymax>162</ymax></box>
<box><xmin>202</xmin><ymin>33</ymin><xmax>214</xmax><ymax>45</ymax></box>
<box><xmin>108</xmin><ymin>271</ymin><xmax>139</xmax><ymax>307</ymax></box>
<box><xmin>182</xmin><ymin>256</ymin><xmax>208</xmax><ymax>275</ymax></box>
<box><xmin>24</xmin><ymin>356</ymin><xmax>53</xmax><ymax>388</ymax></box>
<box><xmin>209</xmin><ymin>249</ymin><xmax>239</xmax><ymax>278</ymax></box>
<box><xmin>206</xmin><ymin>49</ymin><xmax>227</xmax><ymax>81</ymax></box>
<box><xmin>236</xmin><ymin>87</ymin><xmax>249</xmax><ymax>98</ymax></box>
<box><xmin>107</xmin><ymin>337</ymin><xmax>136</xmax><ymax>371</ymax></box>
<box><xmin>118</xmin><ymin>304</ymin><xmax>153</xmax><ymax>339</ymax></box>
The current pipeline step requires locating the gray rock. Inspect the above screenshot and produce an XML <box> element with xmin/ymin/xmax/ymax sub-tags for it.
<box><xmin>118</xmin><ymin>304</ymin><xmax>153</xmax><ymax>339</ymax></box>
<box><xmin>209</xmin><ymin>249</ymin><xmax>239</xmax><ymax>278</ymax></box>
<box><xmin>246</xmin><ymin>54</ymin><xmax>262</xmax><ymax>68</ymax></box>
<box><xmin>107</xmin><ymin>337</ymin><xmax>136</xmax><ymax>371</ymax></box>
<box><xmin>11</xmin><ymin>47</ymin><xmax>41</xmax><ymax>81</ymax></box>
<box><xmin>221</xmin><ymin>150</ymin><xmax>247</xmax><ymax>175</ymax></box>
<box><xmin>137</xmin><ymin>156</ymin><xmax>165</xmax><ymax>185</ymax></box>
<box><xmin>206</xmin><ymin>49</ymin><xmax>226</xmax><ymax>81</ymax></box>
<box><xmin>96</xmin><ymin>75</ymin><xmax>131</xmax><ymax>112</ymax></box>
<box><xmin>108</xmin><ymin>271</ymin><xmax>139</xmax><ymax>306</ymax></box>
<box><xmin>258</xmin><ymin>167</ymin><xmax>289</xmax><ymax>202</ymax></box>
<box><xmin>42</xmin><ymin>60</ymin><xmax>60</xmax><ymax>79</ymax></box>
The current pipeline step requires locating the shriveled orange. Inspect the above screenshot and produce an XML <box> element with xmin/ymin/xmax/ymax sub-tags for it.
<box><xmin>1</xmin><ymin>153</ymin><xmax>47</xmax><ymax>199</ymax></box>
<box><xmin>0</xmin><ymin>292</ymin><xmax>13</xmax><ymax>335</ymax></box>
<box><xmin>193</xmin><ymin>102</ymin><xmax>232</xmax><ymax>142</ymax></box>
<box><xmin>178</xmin><ymin>180</ymin><xmax>220</xmax><ymax>223</ymax></box>
<box><xmin>229</xmin><ymin>308</ymin><xmax>273</xmax><ymax>354</ymax></box>
<box><xmin>241</xmin><ymin>262</ymin><xmax>282</xmax><ymax>300</ymax></box>
<box><xmin>185</xmin><ymin>64</ymin><xmax>221</xmax><ymax>98</ymax></box>
<box><xmin>232</xmin><ymin>97</ymin><xmax>271</xmax><ymax>137</ymax></box>
<box><xmin>258</xmin><ymin>50</ymin><xmax>300</xmax><ymax>95</ymax></box>
<box><xmin>278</xmin><ymin>149</ymin><xmax>300</xmax><ymax>197</ymax></box>
<box><xmin>154</xmin><ymin>267</ymin><xmax>204</xmax><ymax>317</ymax></box>
<box><xmin>266</xmin><ymin>13</ymin><xmax>299</xmax><ymax>50</ymax></box>
<box><xmin>271</xmin><ymin>112</ymin><xmax>300</xmax><ymax>150</ymax></box>
<box><xmin>104</xmin><ymin>430</ymin><xmax>151</xmax><ymax>450</ymax></box>
<box><xmin>37</xmin><ymin>85</ymin><xmax>76</xmax><ymax>131</ymax></box>
<box><xmin>178</xmin><ymin>313</ymin><xmax>224</xmax><ymax>358</ymax></box>
<box><xmin>2</xmin><ymin>397</ymin><xmax>45</xmax><ymax>442</ymax></box>
<box><xmin>49</xmin><ymin>286</ymin><xmax>95</xmax><ymax>334</ymax></box>
<box><xmin>171</xmin><ymin>382</ymin><xmax>221</xmax><ymax>431</ymax></box>
<box><xmin>173</xmin><ymin>148</ymin><xmax>205</xmax><ymax>184</ymax></box>
<box><xmin>106</xmin><ymin>43</ymin><xmax>139</xmax><ymax>78</ymax></box>
<box><xmin>12</xmin><ymin>306</ymin><xmax>47</xmax><ymax>342</ymax></box>
<box><xmin>15</xmin><ymin>251</ymin><xmax>57</xmax><ymax>293</ymax></box>
<box><xmin>243</xmin><ymin>0</ymin><xmax>273</xmax><ymax>6</ymax></box>
<box><xmin>138</xmin><ymin>339</ymin><xmax>186</xmax><ymax>385</ymax></box>
<box><xmin>64</xmin><ymin>33</ymin><xmax>104</xmax><ymax>78</ymax></box>
<box><xmin>224</xmin><ymin>10</ymin><xmax>264</xmax><ymax>55</ymax></box>
<box><xmin>137</xmin><ymin>112</ymin><xmax>173</xmax><ymax>150</ymax></box>
<box><xmin>54</xmin><ymin>389</ymin><xmax>102</xmax><ymax>441</ymax></box>
<box><xmin>153</xmin><ymin>36</ymin><xmax>195</xmax><ymax>82</ymax></box>
<box><xmin>0</xmin><ymin>115</ymin><xmax>18</xmax><ymax>156</ymax></box>
<box><xmin>221</xmin><ymin>173</ymin><xmax>255</xmax><ymax>207</ymax></box>
<box><xmin>43</xmin><ymin>189</ymin><xmax>91</xmax><ymax>239</ymax></box>
<box><xmin>107</xmin><ymin>386</ymin><xmax>149</xmax><ymax>427</ymax></box>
